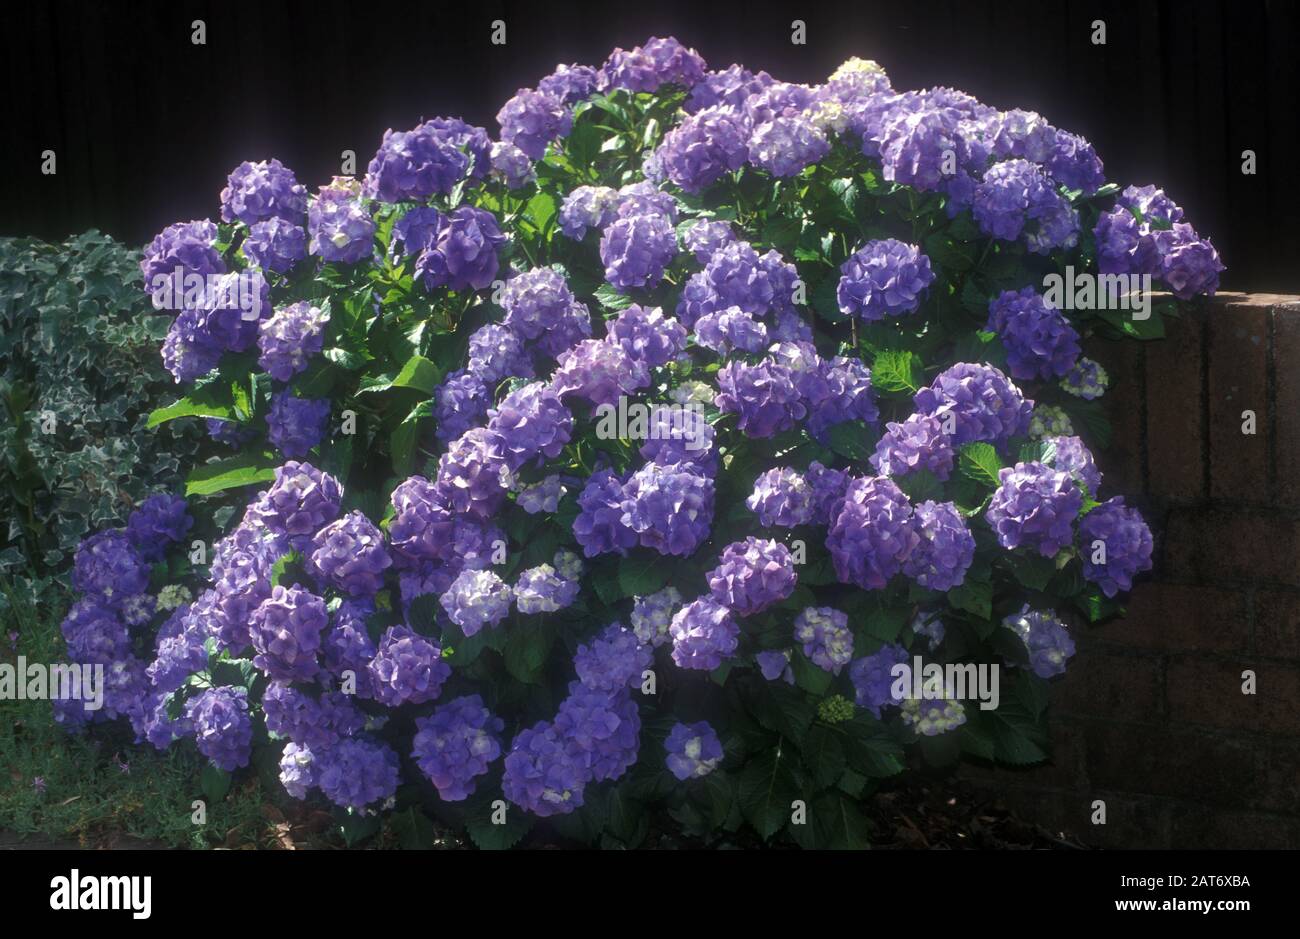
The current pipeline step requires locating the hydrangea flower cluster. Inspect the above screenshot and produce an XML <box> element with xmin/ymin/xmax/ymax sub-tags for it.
<box><xmin>67</xmin><ymin>37</ymin><xmax>1210</xmax><ymax>845</ymax></box>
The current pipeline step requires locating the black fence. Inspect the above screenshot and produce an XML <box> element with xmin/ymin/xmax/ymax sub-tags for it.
<box><xmin>3</xmin><ymin>0</ymin><xmax>1296</xmax><ymax>291</ymax></box>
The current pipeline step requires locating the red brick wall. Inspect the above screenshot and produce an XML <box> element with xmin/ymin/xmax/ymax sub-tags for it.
<box><xmin>961</xmin><ymin>293</ymin><xmax>1300</xmax><ymax>849</ymax></box>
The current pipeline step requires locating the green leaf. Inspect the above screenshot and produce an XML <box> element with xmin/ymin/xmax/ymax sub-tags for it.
<box><xmin>839</xmin><ymin>717</ymin><xmax>906</xmax><ymax>778</ymax></box>
<box><xmin>870</xmin><ymin>349</ymin><xmax>924</xmax><ymax>394</ymax></box>
<box><xmin>200</xmin><ymin>764</ymin><xmax>231</xmax><ymax>803</ymax></box>
<box><xmin>745</xmin><ymin>679</ymin><xmax>816</xmax><ymax>743</ymax></box>
<box><xmin>823</xmin><ymin>420</ymin><xmax>874</xmax><ymax>463</ymax></box>
<box><xmin>947</xmin><ymin>579</ymin><xmax>992</xmax><ymax>620</ymax></box>
<box><xmin>388</xmin><ymin>807</ymin><xmax>437</xmax><ymax>849</ymax></box>
<box><xmin>504</xmin><ymin>625</ymin><xmax>554</xmax><ymax>684</ymax></box>
<box><xmin>147</xmin><ymin>392</ymin><xmax>236</xmax><ymax>428</ymax></box>
<box><xmin>594</xmin><ymin>283</ymin><xmax>634</xmax><ymax>312</ymax></box>
<box><xmin>185</xmin><ymin>452</ymin><xmax>278</xmax><ymax>497</ymax></box>
<box><xmin>812</xmin><ymin>790</ymin><xmax>871</xmax><ymax>849</ymax></box>
<box><xmin>617</xmin><ymin>554</ymin><xmax>671</xmax><ymax>599</ymax></box>
<box><xmin>791</xmin><ymin>649</ymin><xmax>833</xmax><ymax>696</ymax></box>
<box><xmin>391</xmin><ymin>354</ymin><xmax>441</xmax><ymax>395</ymax></box>
<box><xmin>737</xmin><ymin>746</ymin><xmax>801</xmax><ymax>840</ymax></box>
<box><xmin>802</xmin><ymin>723</ymin><xmax>847</xmax><ymax>788</ymax></box>
<box><xmin>958</xmin><ymin>442</ymin><xmax>1003</xmax><ymax>488</ymax></box>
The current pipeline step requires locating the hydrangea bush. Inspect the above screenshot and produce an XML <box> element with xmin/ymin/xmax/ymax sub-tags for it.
<box><xmin>52</xmin><ymin>39</ymin><xmax>1221</xmax><ymax>849</ymax></box>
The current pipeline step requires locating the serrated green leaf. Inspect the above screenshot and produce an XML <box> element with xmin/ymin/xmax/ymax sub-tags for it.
<box><xmin>185</xmin><ymin>452</ymin><xmax>278</xmax><ymax>497</ymax></box>
<box><xmin>958</xmin><ymin>442</ymin><xmax>1003</xmax><ymax>488</ymax></box>
<box><xmin>870</xmin><ymin>349</ymin><xmax>923</xmax><ymax>394</ymax></box>
<box><xmin>737</xmin><ymin>746</ymin><xmax>801</xmax><ymax>840</ymax></box>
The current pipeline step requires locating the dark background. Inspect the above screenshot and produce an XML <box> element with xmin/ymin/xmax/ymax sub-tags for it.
<box><xmin>3</xmin><ymin>0</ymin><xmax>1296</xmax><ymax>291</ymax></box>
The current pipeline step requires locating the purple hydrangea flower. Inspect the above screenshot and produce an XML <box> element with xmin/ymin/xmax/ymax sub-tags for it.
<box><xmin>310</xmin><ymin>511</ymin><xmax>391</xmax><ymax>598</ymax></box>
<box><xmin>654</xmin><ymin>105</ymin><xmax>750</xmax><ymax>194</ymax></box>
<box><xmin>747</xmin><ymin>467</ymin><xmax>814</xmax><ymax>527</ymax></box>
<box><xmin>242</xmin><ymin>218</ymin><xmax>308</xmax><ymax>273</ymax></box>
<box><xmin>573</xmin><ymin>623</ymin><xmax>651</xmax><ymax>693</ymax></box>
<box><xmin>694</xmin><ymin>306</ymin><xmax>769</xmax><ymax>356</ymax></box>
<box><xmin>715</xmin><ymin>358</ymin><xmax>806</xmax><ymax>439</ymax></box>
<box><xmin>558</xmin><ymin>185</ymin><xmax>619</xmax><ymax>240</ymax></box>
<box><xmin>513</xmin><ymin>564</ymin><xmax>579</xmax><ymax>614</ymax></box>
<box><xmin>686</xmin><ymin>64</ymin><xmax>773</xmax><ymax>113</ymax></box>
<box><xmin>620</xmin><ymin>460</ymin><xmax>716</xmax><ymax>557</ymax></box>
<box><xmin>502</xmin><ymin>721</ymin><xmax>586</xmax><ymax>817</ymax></box>
<box><xmin>987</xmin><ymin>288</ymin><xmax>1081</xmax><ymax>381</ymax></box>
<box><xmin>497</xmin><ymin>88</ymin><xmax>572</xmax><ymax>159</ymax></box>
<box><xmin>323</xmin><ymin>602</ymin><xmax>378</xmax><ymax>697</ymax></box>
<box><xmin>837</xmin><ymin>239</ymin><xmax>934</xmax><ymax>320</ymax></box>
<box><xmin>985</xmin><ymin>461</ymin><xmax>1083</xmax><ymax>557</ymax></box>
<box><xmin>670</xmin><ymin>597</ymin><xmax>739</xmax><ymax>670</ymax></box>
<box><xmin>749</xmin><ymin>115</ymin><xmax>829</xmax><ymax>177</ymax></box>
<box><xmin>826</xmin><ymin>476</ymin><xmax>919</xmax><ymax>590</ymax></box>
<box><xmin>307</xmin><ymin>181</ymin><xmax>375</xmax><ymax>265</ymax></box>
<box><xmin>639</xmin><ymin>403</ymin><xmax>716</xmax><ymax>471</ymax></box>
<box><xmin>538</xmin><ymin>63</ymin><xmax>599</xmax><ymax>104</ymax></box>
<box><xmin>279</xmin><ymin>742</ymin><xmax>316</xmax><ymax>799</ymax></box>
<box><xmin>389</xmin><ymin>206</ymin><xmax>445</xmax><ymax>260</ymax></box>
<box><xmin>147</xmin><ymin>624</ymin><xmax>208</xmax><ymax>693</ymax></box>
<box><xmin>1046</xmin><ymin>435</ymin><xmax>1102</xmax><ymax>494</ymax></box>
<box><xmin>707</xmin><ymin>537</ymin><xmax>797</xmax><ymax>615</ymax></box>
<box><xmin>849</xmin><ymin>644</ymin><xmax>908</xmax><ymax>717</ymax></box>
<box><xmin>161</xmin><ymin>325</ymin><xmax>222</xmax><ymax>383</ymax></box>
<box><xmin>793</xmin><ymin>607</ymin><xmax>854</xmax><ymax>674</ymax></box>
<box><xmin>682</xmin><ymin>218</ymin><xmax>737</xmax><ymax>262</ymax></box>
<box><xmin>607</xmin><ymin>304</ymin><xmax>688</xmax><ymax>368</ymax></box>
<box><xmin>913</xmin><ymin>363</ymin><xmax>1033</xmax><ymax>446</ymax></box>
<box><xmin>141</xmin><ymin>220</ymin><xmax>225</xmax><ymax>286</ymax></box>
<box><xmin>249</xmin><ymin>461</ymin><xmax>342</xmax><ymax>540</ymax></box>
<box><xmin>1119</xmin><ymin>183</ymin><xmax>1184</xmax><ymax>224</ymax></box>
<box><xmin>873</xmin><ymin>105</ymin><xmax>962</xmax><ymax>192</ymax></box>
<box><xmin>266</xmin><ymin>391</ymin><xmax>330</xmax><ymax>458</ymax></box>
<box><xmin>806</xmin><ymin>354</ymin><xmax>880</xmax><ymax>440</ymax></box>
<box><xmin>433</xmin><ymin>369</ymin><xmax>490</xmax><ymax>444</ymax></box>
<box><xmin>60</xmin><ymin>598</ymin><xmax>131</xmax><ymax>663</ymax></box>
<box><xmin>416</xmin><ymin>206</ymin><xmax>506</xmax><ymax>293</ymax></box>
<box><xmin>126</xmin><ymin>494</ymin><xmax>192</xmax><ymax>562</ymax></box>
<box><xmin>903</xmin><ymin>500</ymin><xmax>975</xmax><ymax>592</ymax></box>
<box><xmin>439</xmin><ymin>569</ymin><xmax>512</xmax><ymax>636</ymax></box>
<box><xmin>517</xmin><ymin>474</ymin><xmax>567</xmax><ymax>514</ymax></box>
<box><xmin>364</xmin><ymin>122</ymin><xmax>471</xmax><ymax>202</ymax></box>
<box><xmin>466</xmin><ymin>323</ymin><xmax>534</xmax><ymax>384</ymax></box>
<box><xmin>871</xmin><ymin>413</ymin><xmax>956</xmax><ymax>481</ymax></box>
<box><xmin>572</xmin><ymin>468</ymin><xmax>636</xmax><ymax>557</ymax></box>
<box><xmin>665</xmin><ymin>721</ymin><xmax>723</xmax><ymax>781</ymax></box>
<box><xmin>257</xmin><ymin>301</ymin><xmax>328</xmax><ymax>383</ymax></box>
<box><xmin>807</xmin><ymin>461</ymin><xmax>851</xmax><ymax>524</ymax></box>
<box><xmin>551</xmin><ymin>339</ymin><xmax>650</xmax><ymax>409</ymax></box>
<box><xmin>600</xmin><ymin>36</ymin><xmax>707</xmax><ymax>92</ymax></box>
<box><xmin>434</xmin><ymin>428</ymin><xmax>513</xmax><ymax>520</ymax></box>
<box><xmin>972</xmin><ymin>159</ymin><xmax>1079</xmax><ymax>254</ymax></box>
<box><xmin>615</xmin><ymin>181</ymin><xmax>679</xmax><ymax>223</ymax></box>
<box><xmin>486</xmin><ymin>381</ymin><xmax>574</xmax><ymax>470</ymax></box>
<box><xmin>600</xmin><ymin>212</ymin><xmax>677</xmax><ymax>290</ymax></box>
<box><xmin>220</xmin><ymin>159</ymin><xmax>308</xmax><ymax>225</ymax></box>
<box><xmin>186</xmin><ymin>687</ymin><xmax>252</xmax><ymax>771</ymax></box>
<box><xmin>412</xmin><ymin>694</ymin><xmax>505</xmax><ymax>801</ymax></box>
<box><xmin>1078</xmin><ymin>497</ymin><xmax>1154</xmax><ymax>597</ymax></box>
<box><xmin>489</xmin><ymin>141</ymin><xmax>536</xmax><ymax>189</ymax></box>
<box><xmin>1061</xmin><ymin>357</ymin><xmax>1109</xmax><ymax>400</ymax></box>
<box><xmin>262</xmin><ymin>683</ymin><xmax>364</xmax><ymax>750</ymax></box>
<box><xmin>630</xmin><ymin>586</ymin><xmax>684</xmax><ymax>648</ymax></box>
<box><xmin>368</xmin><ymin>625</ymin><xmax>451</xmax><ymax>707</ymax></box>
<box><xmin>756</xmin><ymin>649</ymin><xmax>794</xmax><ymax>684</ymax></box>
<box><xmin>500</xmin><ymin>267</ymin><xmax>574</xmax><ymax>337</ymax></box>
<box><xmin>248</xmin><ymin>584</ymin><xmax>328</xmax><ymax>682</ymax></box>
<box><xmin>1003</xmin><ymin>606</ymin><xmax>1076</xmax><ymax>678</ymax></box>
<box><xmin>1151</xmin><ymin>223</ymin><xmax>1225</xmax><ymax>299</ymax></box>
<box><xmin>1047</xmin><ymin>131</ymin><xmax>1105</xmax><ymax>193</ymax></box>
<box><xmin>554</xmin><ymin>683</ymin><xmax>641</xmax><ymax>783</ymax></box>
<box><xmin>73</xmin><ymin>530</ymin><xmax>150</xmax><ymax>606</ymax></box>
<box><xmin>314</xmin><ymin>737</ymin><xmax>400</xmax><ymax>811</ymax></box>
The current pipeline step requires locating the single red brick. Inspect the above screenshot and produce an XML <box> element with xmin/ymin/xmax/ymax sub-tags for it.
<box><xmin>1145</xmin><ymin>314</ymin><xmax>1204</xmax><ymax>501</ymax></box>
<box><xmin>1166</xmin><ymin>657</ymin><xmax>1300</xmax><ymax>735</ymax></box>
<box><xmin>1208</xmin><ymin>303</ymin><xmax>1269</xmax><ymax>501</ymax></box>
<box><xmin>1273</xmin><ymin>305</ymin><xmax>1300</xmax><ymax>506</ymax></box>
<box><xmin>1164</xmin><ymin>507</ymin><xmax>1300</xmax><ymax>586</ymax></box>
<box><xmin>1053</xmin><ymin>649</ymin><xmax>1162</xmax><ymax>722</ymax></box>
<box><xmin>1253</xmin><ymin>589</ymin><xmax>1300</xmax><ymax>660</ymax></box>
<box><xmin>1108</xmin><ymin>582</ymin><xmax>1248</xmax><ymax>654</ymax></box>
